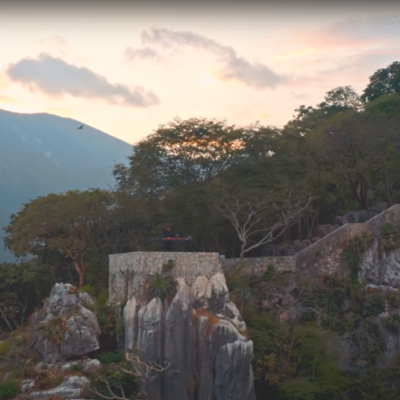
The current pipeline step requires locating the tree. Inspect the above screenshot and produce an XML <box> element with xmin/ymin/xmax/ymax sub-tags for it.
<box><xmin>313</xmin><ymin>112</ymin><xmax>400</xmax><ymax>209</ymax></box>
<box><xmin>365</xmin><ymin>93</ymin><xmax>400</xmax><ymax>117</ymax></box>
<box><xmin>0</xmin><ymin>261</ymin><xmax>38</xmax><ymax>331</ymax></box>
<box><xmin>362</xmin><ymin>61</ymin><xmax>400</xmax><ymax>102</ymax></box>
<box><xmin>3</xmin><ymin>189</ymin><xmax>113</xmax><ymax>287</ymax></box>
<box><xmin>113</xmin><ymin>117</ymin><xmax>245</xmax><ymax>197</ymax></box>
<box><xmin>284</xmin><ymin>86</ymin><xmax>362</xmax><ymax>138</ymax></box>
<box><xmin>320</xmin><ymin>86</ymin><xmax>363</xmax><ymax>112</ymax></box>
<box><xmin>211</xmin><ymin>186</ymin><xmax>313</xmax><ymax>258</ymax></box>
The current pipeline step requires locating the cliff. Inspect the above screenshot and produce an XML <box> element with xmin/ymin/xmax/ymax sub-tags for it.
<box><xmin>109</xmin><ymin>251</ymin><xmax>256</xmax><ymax>400</ymax></box>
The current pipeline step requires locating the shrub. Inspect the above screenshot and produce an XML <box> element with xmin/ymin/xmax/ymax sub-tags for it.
<box><xmin>379</xmin><ymin>223</ymin><xmax>400</xmax><ymax>255</ymax></box>
<box><xmin>149</xmin><ymin>272</ymin><xmax>176</xmax><ymax>301</ymax></box>
<box><xmin>80</xmin><ymin>284</ymin><xmax>97</xmax><ymax>297</ymax></box>
<box><xmin>0</xmin><ymin>342</ymin><xmax>11</xmax><ymax>356</ymax></box>
<box><xmin>0</xmin><ymin>380</ymin><xmax>19</xmax><ymax>399</ymax></box>
<box><xmin>162</xmin><ymin>259</ymin><xmax>175</xmax><ymax>273</ymax></box>
<box><xmin>384</xmin><ymin>313</ymin><xmax>400</xmax><ymax>333</ymax></box>
<box><xmin>38</xmin><ymin>316</ymin><xmax>68</xmax><ymax>347</ymax></box>
<box><xmin>98</xmin><ymin>352</ymin><xmax>125</xmax><ymax>365</ymax></box>
<box><xmin>263</xmin><ymin>265</ymin><xmax>276</xmax><ymax>281</ymax></box>
<box><xmin>71</xmin><ymin>363</ymin><xmax>84</xmax><ymax>373</ymax></box>
<box><xmin>342</xmin><ymin>232</ymin><xmax>374</xmax><ymax>277</ymax></box>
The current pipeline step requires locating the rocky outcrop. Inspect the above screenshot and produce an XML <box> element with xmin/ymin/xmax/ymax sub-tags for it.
<box><xmin>28</xmin><ymin>376</ymin><xmax>90</xmax><ymax>399</ymax></box>
<box><xmin>30</xmin><ymin>283</ymin><xmax>101</xmax><ymax>363</ymax></box>
<box><xmin>110</xmin><ymin>252</ymin><xmax>255</xmax><ymax>400</ymax></box>
<box><xmin>360</xmin><ymin>240</ymin><xmax>400</xmax><ymax>287</ymax></box>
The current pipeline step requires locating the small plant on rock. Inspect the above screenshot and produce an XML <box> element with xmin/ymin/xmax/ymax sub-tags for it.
<box><xmin>384</xmin><ymin>313</ymin><xmax>400</xmax><ymax>333</ymax></box>
<box><xmin>149</xmin><ymin>272</ymin><xmax>176</xmax><ymax>301</ymax></box>
<box><xmin>342</xmin><ymin>232</ymin><xmax>374</xmax><ymax>279</ymax></box>
<box><xmin>162</xmin><ymin>259</ymin><xmax>175</xmax><ymax>273</ymax></box>
<box><xmin>263</xmin><ymin>265</ymin><xmax>276</xmax><ymax>282</ymax></box>
<box><xmin>38</xmin><ymin>315</ymin><xmax>68</xmax><ymax>347</ymax></box>
<box><xmin>379</xmin><ymin>223</ymin><xmax>400</xmax><ymax>256</ymax></box>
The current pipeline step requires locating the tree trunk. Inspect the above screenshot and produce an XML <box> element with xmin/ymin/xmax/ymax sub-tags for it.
<box><xmin>73</xmin><ymin>261</ymin><xmax>85</xmax><ymax>287</ymax></box>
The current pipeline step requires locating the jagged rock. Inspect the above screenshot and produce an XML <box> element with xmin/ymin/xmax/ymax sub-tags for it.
<box><xmin>359</xmin><ymin>240</ymin><xmax>400</xmax><ymax>287</ymax></box>
<box><xmin>21</xmin><ymin>379</ymin><xmax>36</xmax><ymax>393</ymax></box>
<box><xmin>115</xmin><ymin>252</ymin><xmax>256</xmax><ymax>400</ymax></box>
<box><xmin>215</xmin><ymin>340</ymin><xmax>256</xmax><ymax>400</ymax></box>
<box><xmin>123</xmin><ymin>295</ymin><xmax>137</xmax><ymax>350</ymax></box>
<box><xmin>163</xmin><ymin>278</ymin><xmax>193</xmax><ymax>400</ymax></box>
<box><xmin>29</xmin><ymin>376</ymin><xmax>90</xmax><ymax>399</ymax></box>
<box><xmin>83</xmin><ymin>359</ymin><xmax>101</xmax><ymax>374</ymax></box>
<box><xmin>30</xmin><ymin>283</ymin><xmax>101</xmax><ymax>363</ymax></box>
<box><xmin>137</xmin><ymin>297</ymin><xmax>163</xmax><ymax>360</ymax></box>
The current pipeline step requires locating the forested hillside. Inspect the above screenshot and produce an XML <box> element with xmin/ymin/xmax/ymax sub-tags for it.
<box><xmin>2</xmin><ymin>61</ymin><xmax>400</xmax><ymax>400</ymax></box>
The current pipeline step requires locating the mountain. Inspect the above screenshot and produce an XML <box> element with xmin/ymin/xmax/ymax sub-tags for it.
<box><xmin>0</xmin><ymin>108</ymin><xmax>133</xmax><ymax>261</ymax></box>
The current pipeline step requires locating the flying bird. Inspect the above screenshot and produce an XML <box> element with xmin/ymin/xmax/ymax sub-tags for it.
<box><xmin>77</xmin><ymin>125</ymin><xmax>84</xmax><ymax>129</ymax></box>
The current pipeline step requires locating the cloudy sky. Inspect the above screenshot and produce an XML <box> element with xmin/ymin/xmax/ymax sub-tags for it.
<box><xmin>1</xmin><ymin>1</ymin><xmax>399</xmax><ymax>144</ymax></box>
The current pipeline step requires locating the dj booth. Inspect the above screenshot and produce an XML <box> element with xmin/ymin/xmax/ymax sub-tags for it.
<box><xmin>152</xmin><ymin>237</ymin><xmax>196</xmax><ymax>251</ymax></box>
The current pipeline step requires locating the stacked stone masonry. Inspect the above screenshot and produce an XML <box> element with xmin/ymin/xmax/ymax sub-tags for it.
<box><xmin>220</xmin><ymin>204</ymin><xmax>400</xmax><ymax>278</ymax></box>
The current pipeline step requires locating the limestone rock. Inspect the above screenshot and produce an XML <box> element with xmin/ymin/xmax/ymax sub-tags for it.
<box><xmin>215</xmin><ymin>340</ymin><xmax>256</xmax><ymax>400</ymax></box>
<box><xmin>29</xmin><ymin>376</ymin><xmax>90</xmax><ymax>399</ymax></box>
<box><xmin>21</xmin><ymin>379</ymin><xmax>36</xmax><ymax>393</ymax></box>
<box><xmin>83</xmin><ymin>359</ymin><xmax>101</xmax><ymax>374</ymax></box>
<box><xmin>111</xmin><ymin>252</ymin><xmax>255</xmax><ymax>400</ymax></box>
<box><xmin>31</xmin><ymin>283</ymin><xmax>101</xmax><ymax>363</ymax></box>
<box><xmin>359</xmin><ymin>240</ymin><xmax>400</xmax><ymax>287</ymax></box>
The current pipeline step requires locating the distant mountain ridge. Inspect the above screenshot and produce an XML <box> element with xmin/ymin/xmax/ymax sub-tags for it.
<box><xmin>0</xmin><ymin>109</ymin><xmax>133</xmax><ymax>261</ymax></box>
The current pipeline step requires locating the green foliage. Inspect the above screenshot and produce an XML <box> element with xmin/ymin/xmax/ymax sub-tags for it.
<box><xmin>71</xmin><ymin>363</ymin><xmax>84</xmax><ymax>372</ymax></box>
<box><xmin>379</xmin><ymin>223</ymin><xmax>400</xmax><ymax>255</ymax></box>
<box><xmin>342</xmin><ymin>232</ymin><xmax>374</xmax><ymax>276</ymax></box>
<box><xmin>227</xmin><ymin>266</ymin><xmax>258</xmax><ymax>315</ymax></box>
<box><xmin>92</xmin><ymin>364</ymin><xmax>138</xmax><ymax>400</ymax></box>
<box><xmin>98</xmin><ymin>352</ymin><xmax>126</xmax><ymax>365</ymax></box>
<box><xmin>149</xmin><ymin>272</ymin><xmax>176</xmax><ymax>301</ymax></box>
<box><xmin>80</xmin><ymin>284</ymin><xmax>97</xmax><ymax>297</ymax></box>
<box><xmin>0</xmin><ymin>380</ymin><xmax>19</xmax><ymax>400</ymax></box>
<box><xmin>349</xmin><ymin>354</ymin><xmax>400</xmax><ymax>400</ymax></box>
<box><xmin>162</xmin><ymin>259</ymin><xmax>175</xmax><ymax>273</ymax></box>
<box><xmin>0</xmin><ymin>342</ymin><xmax>10</xmax><ymax>356</ymax></box>
<box><xmin>263</xmin><ymin>265</ymin><xmax>276</xmax><ymax>281</ymax></box>
<box><xmin>38</xmin><ymin>316</ymin><xmax>68</xmax><ymax>347</ymax></box>
<box><xmin>362</xmin><ymin>61</ymin><xmax>400</xmax><ymax>102</ymax></box>
<box><xmin>384</xmin><ymin>313</ymin><xmax>400</xmax><ymax>333</ymax></box>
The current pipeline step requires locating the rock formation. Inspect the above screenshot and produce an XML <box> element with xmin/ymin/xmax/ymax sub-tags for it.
<box><xmin>109</xmin><ymin>252</ymin><xmax>256</xmax><ymax>400</ymax></box>
<box><xmin>30</xmin><ymin>283</ymin><xmax>101</xmax><ymax>363</ymax></box>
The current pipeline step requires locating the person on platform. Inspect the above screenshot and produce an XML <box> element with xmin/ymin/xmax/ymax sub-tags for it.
<box><xmin>163</xmin><ymin>225</ymin><xmax>174</xmax><ymax>251</ymax></box>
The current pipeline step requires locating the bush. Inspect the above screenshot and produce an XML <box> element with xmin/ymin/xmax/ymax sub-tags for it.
<box><xmin>263</xmin><ymin>265</ymin><xmax>276</xmax><ymax>281</ymax></box>
<box><xmin>161</xmin><ymin>259</ymin><xmax>175</xmax><ymax>273</ymax></box>
<box><xmin>80</xmin><ymin>284</ymin><xmax>97</xmax><ymax>297</ymax></box>
<box><xmin>0</xmin><ymin>342</ymin><xmax>11</xmax><ymax>356</ymax></box>
<box><xmin>342</xmin><ymin>232</ymin><xmax>374</xmax><ymax>276</ymax></box>
<box><xmin>38</xmin><ymin>316</ymin><xmax>68</xmax><ymax>347</ymax></box>
<box><xmin>0</xmin><ymin>380</ymin><xmax>20</xmax><ymax>399</ymax></box>
<box><xmin>98</xmin><ymin>352</ymin><xmax>125</xmax><ymax>365</ymax></box>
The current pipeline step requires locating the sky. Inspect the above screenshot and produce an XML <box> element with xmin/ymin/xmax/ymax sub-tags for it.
<box><xmin>1</xmin><ymin>0</ymin><xmax>399</xmax><ymax>145</ymax></box>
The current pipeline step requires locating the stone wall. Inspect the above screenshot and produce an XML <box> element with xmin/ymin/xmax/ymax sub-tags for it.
<box><xmin>109</xmin><ymin>251</ymin><xmax>221</xmax><ymax>307</ymax></box>
<box><xmin>220</xmin><ymin>204</ymin><xmax>400</xmax><ymax>278</ymax></box>
<box><xmin>220</xmin><ymin>256</ymin><xmax>295</xmax><ymax>278</ymax></box>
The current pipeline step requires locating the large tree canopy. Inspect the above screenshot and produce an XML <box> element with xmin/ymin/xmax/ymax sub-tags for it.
<box><xmin>362</xmin><ymin>61</ymin><xmax>400</xmax><ymax>102</ymax></box>
<box><xmin>113</xmin><ymin>117</ymin><xmax>245</xmax><ymax>196</ymax></box>
<box><xmin>3</xmin><ymin>189</ymin><xmax>113</xmax><ymax>287</ymax></box>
